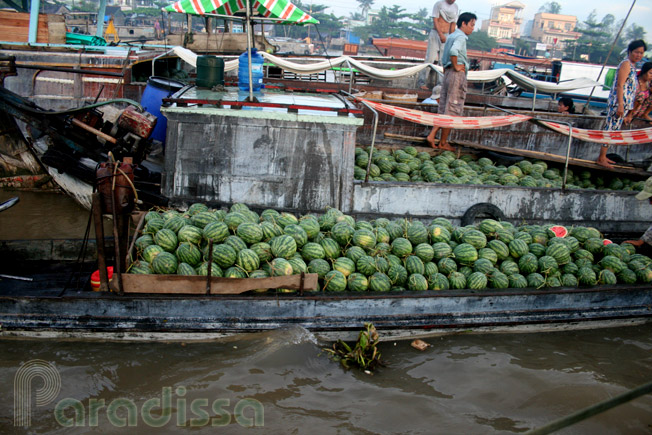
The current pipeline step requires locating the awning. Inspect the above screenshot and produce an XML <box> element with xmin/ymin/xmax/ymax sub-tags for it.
<box><xmin>163</xmin><ymin>0</ymin><xmax>318</xmax><ymax>25</ymax></box>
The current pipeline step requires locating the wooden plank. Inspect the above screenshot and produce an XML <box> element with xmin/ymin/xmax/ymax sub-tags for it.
<box><xmin>116</xmin><ymin>273</ymin><xmax>319</xmax><ymax>294</ymax></box>
<box><xmin>381</xmin><ymin>132</ymin><xmax>649</xmax><ymax>176</ymax></box>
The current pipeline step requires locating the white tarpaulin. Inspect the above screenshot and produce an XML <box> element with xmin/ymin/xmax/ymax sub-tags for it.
<box><xmin>170</xmin><ymin>46</ymin><xmax>603</xmax><ymax>92</ymax></box>
<box><xmin>504</xmin><ymin>70</ymin><xmax>602</xmax><ymax>93</ymax></box>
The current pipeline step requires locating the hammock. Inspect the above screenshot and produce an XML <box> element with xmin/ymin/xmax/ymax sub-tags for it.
<box><xmin>359</xmin><ymin>98</ymin><xmax>532</xmax><ymax>129</ymax></box>
<box><xmin>536</xmin><ymin>121</ymin><xmax>652</xmax><ymax>145</ymax></box>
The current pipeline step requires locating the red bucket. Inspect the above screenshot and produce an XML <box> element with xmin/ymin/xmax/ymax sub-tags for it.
<box><xmin>90</xmin><ymin>266</ymin><xmax>114</xmax><ymax>291</ymax></box>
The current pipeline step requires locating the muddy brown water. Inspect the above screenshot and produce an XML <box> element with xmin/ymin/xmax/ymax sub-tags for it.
<box><xmin>0</xmin><ymin>189</ymin><xmax>651</xmax><ymax>433</ymax></box>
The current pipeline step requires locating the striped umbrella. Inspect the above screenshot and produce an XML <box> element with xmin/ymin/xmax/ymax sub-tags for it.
<box><xmin>163</xmin><ymin>0</ymin><xmax>318</xmax><ymax>25</ymax></box>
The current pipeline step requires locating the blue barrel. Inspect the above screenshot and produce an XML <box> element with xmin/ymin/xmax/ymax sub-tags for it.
<box><xmin>140</xmin><ymin>77</ymin><xmax>185</xmax><ymax>145</ymax></box>
<box><xmin>238</xmin><ymin>48</ymin><xmax>264</xmax><ymax>91</ymax></box>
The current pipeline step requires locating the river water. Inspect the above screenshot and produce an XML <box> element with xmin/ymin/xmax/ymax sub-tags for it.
<box><xmin>1</xmin><ymin>189</ymin><xmax>651</xmax><ymax>433</ymax></box>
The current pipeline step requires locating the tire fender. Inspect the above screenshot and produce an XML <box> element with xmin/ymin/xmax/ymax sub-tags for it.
<box><xmin>461</xmin><ymin>203</ymin><xmax>505</xmax><ymax>226</ymax></box>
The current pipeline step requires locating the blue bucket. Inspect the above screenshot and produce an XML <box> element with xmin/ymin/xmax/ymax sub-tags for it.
<box><xmin>140</xmin><ymin>77</ymin><xmax>185</xmax><ymax>145</ymax></box>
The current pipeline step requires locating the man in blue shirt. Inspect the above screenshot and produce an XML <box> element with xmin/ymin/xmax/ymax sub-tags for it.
<box><xmin>426</xmin><ymin>12</ymin><xmax>476</xmax><ymax>150</ymax></box>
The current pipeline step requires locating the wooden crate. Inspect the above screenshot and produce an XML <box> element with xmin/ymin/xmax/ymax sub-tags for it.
<box><xmin>0</xmin><ymin>11</ymin><xmax>66</xmax><ymax>44</ymax></box>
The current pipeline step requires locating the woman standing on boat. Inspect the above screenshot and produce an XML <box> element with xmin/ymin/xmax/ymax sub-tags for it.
<box><xmin>596</xmin><ymin>39</ymin><xmax>647</xmax><ymax>168</ymax></box>
<box><xmin>625</xmin><ymin>62</ymin><xmax>652</xmax><ymax>124</ymax></box>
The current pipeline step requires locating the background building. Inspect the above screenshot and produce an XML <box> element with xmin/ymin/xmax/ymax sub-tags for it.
<box><xmin>530</xmin><ymin>12</ymin><xmax>581</xmax><ymax>56</ymax></box>
<box><xmin>480</xmin><ymin>1</ymin><xmax>525</xmax><ymax>45</ymax></box>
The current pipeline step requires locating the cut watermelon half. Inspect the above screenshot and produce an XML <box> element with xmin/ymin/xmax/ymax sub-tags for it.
<box><xmin>549</xmin><ymin>225</ymin><xmax>568</xmax><ymax>238</ymax></box>
<box><xmin>603</xmin><ymin>239</ymin><xmax>613</xmax><ymax>246</ymax></box>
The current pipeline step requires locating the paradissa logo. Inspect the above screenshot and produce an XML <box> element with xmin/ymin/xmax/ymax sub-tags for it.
<box><xmin>14</xmin><ymin>359</ymin><xmax>264</xmax><ymax>428</ymax></box>
<box><xmin>54</xmin><ymin>387</ymin><xmax>264</xmax><ymax>428</ymax></box>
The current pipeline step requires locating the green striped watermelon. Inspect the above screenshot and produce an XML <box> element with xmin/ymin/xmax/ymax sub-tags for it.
<box><xmin>467</xmin><ymin>271</ymin><xmax>488</xmax><ymax>290</ymax></box>
<box><xmin>196</xmin><ymin>261</ymin><xmax>223</xmax><ymax>277</ymax></box>
<box><xmin>283</xmin><ymin>224</ymin><xmax>309</xmax><ymax>248</ymax></box>
<box><xmin>209</xmin><ymin>244</ymin><xmax>237</xmax><ymax>268</ymax></box>
<box><xmin>302</xmin><ymin>242</ymin><xmax>326</xmax><ymax>261</ymax></box>
<box><xmin>331</xmin><ymin>222</ymin><xmax>355</xmax><ymax>246</ymax></box>
<box><xmin>154</xmin><ymin>229</ymin><xmax>178</xmax><ymax>252</ymax></box>
<box><xmin>152</xmin><ymin>252</ymin><xmax>178</xmax><ymax>274</ymax></box>
<box><xmin>345</xmin><ymin>246</ymin><xmax>366</xmax><ymax>263</ymax></box>
<box><xmin>407</xmin><ymin>273</ymin><xmax>428</xmax><ymax>291</ymax></box>
<box><xmin>201</xmin><ymin>221</ymin><xmax>229</xmax><ymax>243</ymax></box>
<box><xmin>224</xmin><ymin>235</ymin><xmax>248</xmax><ymax>253</ymax></box>
<box><xmin>236</xmin><ymin>222</ymin><xmax>264</xmax><ymax>245</ymax></box>
<box><xmin>428</xmin><ymin>273</ymin><xmax>450</xmax><ymax>290</ymax></box>
<box><xmin>347</xmin><ymin>272</ymin><xmax>369</xmax><ymax>292</ymax></box>
<box><xmin>320</xmin><ymin>238</ymin><xmax>341</xmax><ymax>260</ymax></box>
<box><xmin>453</xmin><ymin>243</ymin><xmax>478</xmax><ymax>265</ymax></box>
<box><xmin>333</xmin><ymin>257</ymin><xmax>356</xmax><ymax>277</ymax></box>
<box><xmin>308</xmin><ymin>258</ymin><xmax>331</xmax><ymax>279</ymax></box>
<box><xmin>352</xmin><ymin>229</ymin><xmax>377</xmax><ymax>250</ymax></box>
<box><xmin>369</xmin><ymin>272</ymin><xmax>392</xmax><ymax>292</ymax></box>
<box><xmin>236</xmin><ymin>248</ymin><xmax>261</xmax><ymax>272</ymax></box>
<box><xmin>270</xmin><ymin>234</ymin><xmax>298</xmax><ymax>259</ymax></box>
<box><xmin>135</xmin><ymin>234</ymin><xmax>154</xmax><ymax>251</ymax></box>
<box><xmin>175</xmin><ymin>242</ymin><xmax>202</xmax><ymax>267</ymax></box>
<box><xmin>324</xmin><ymin>270</ymin><xmax>347</xmax><ymax>292</ymax></box>
<box><xmin>250</xmin><ymin>242</ymin><xmax>273</xmax><ymax>263</ymax></box>
<box><xmin>177</xmin><ymin>262</ymin><xmax>196</xmax><ymax>276</ymax></box>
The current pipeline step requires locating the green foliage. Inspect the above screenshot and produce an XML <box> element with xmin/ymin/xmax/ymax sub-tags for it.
<box><xmin>538</xmin><ymin>1</ymin><xmax>561</xmax><ymax>14</ymax></box>
<box><xmin>467</xmin><ymin>30</ymin><xmax>497</xmax><ymax>52</ymax></box>
<box><xmin>322</xmin><ymin>323</ymin><xmax>383</xmax><ymax>371</ymax></box>
<box><xmin>351</xmin><ymin>5</ymin><xmax>429</xmax><ymax>42</ymax></box>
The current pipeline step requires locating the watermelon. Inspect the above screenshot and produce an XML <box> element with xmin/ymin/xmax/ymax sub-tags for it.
<box><xmin>424</xmin><ymin>261</ymin><xmax>439</xmax><ymax>276</ymax></box>
<box><xmin>545</xmin><ymin>244</ymin><xmax>571</xmax><ymax>265</ymax></box>
<box><xmin>428</xmin><ymin>225</ymin><xmax>451</xmax><ymax>244</ymax></box>
<box><xmin>260</xmin><ymin>221</ymin><xmax>284</xmax><ymax>242</ymax></box>
<box><xmin>276</xmin><ymin>212</ymin><xmax>299</xmax><ymax>229</ymax></box>
<box><xmin>489</xmin><ymin>271</ymin><xmax>509</xmax><ymax>289</ymax></box>
<box><xmin>347</xmin><ymin>273</ymin><xmax>369</xmax><ymax>292</ymax></box>
<box><xmin>528</xmin><ymin>243</ymin><xmax>546</xmax><ymax>258</ymax></box>
<box><xmin>372</xmin><ymin>242</ymin><xmax>391</xmax><ymax>257</ymax></box>
<box><xmin>584</xmin><ymin>238</ymin><xmax>604</xmax><ymax>255</ymax></box>
<box><xmin>175</xmin><ymin>242</ymin><xmax>202</xmax><ymax>267</ymax></box>
<box><xmin>473</xmin><ymin>258</ymin><xmax>494</xmax><ymax>275</ymax></box>
<box><xmin>369</xmin><ymin>272</ymin><xmax>392</xmax><ymax>292</ymax></box>
<box><xmin>191</xmin><ymin>211</ymin><xmax>218</xmax><ymax>229</ymax></box>
<box><xmin>578</xmin><ymin>266</ymin><xmax>597</xmax><ymax>286</ymax></box>
<box><xmin>404</xmin><ymin>255</ymin><xmax>425</xmax><ymax>275</ymax></box>
<box><xmin>128</xmin><ymin>260</ymin><xmax>152</xmax><ymax>275</ymax></box>
<box><xmin>163</xmin><ymin>216</ymin><xmax>186</xmax><ymax>233</ymax></box>
<box><xmin>302</xmin><ymin>242</ymin><xmax>326</xmax><ymax>261</ymax></box>
<box><xmin>135</xmin><ymin>234</ymin><xmax>154</xmax><ymax>251</ymax></box>
<box><xmin>331</xmin><ymin>222</ymin><xmax>355</xmax><ymax>246</ymax></box>
<box><xmin>387</xmin><ymin>264</ymin><xmax>409</xmax><ymax>286</ymax></box>
<box><xmin>518</xmin><ymin>253</ymin><xmax>539</xmax><ymax>275</ymax></box>
<box><xmin>500</xmin><ymin>260</ymin><xmax>520</xmax><ymax>276</ymax></box>
<box><xmin>407</xmin><ymin>223</ymin><xmax>429</xmax><ymax>245</ymax></box>
<box><xmin>345</xmin><ymin>246</ymin><xmax>367</xmax><ymax>263</ymax></box>
<box><xmin>270</xmin><ymin>235</ymin><xmax>298</xmax><ymax>259</ymax></box>
<box><xmin>356</xmin><ymin>255</ymin><xmax>377</xmax><ymax>276</ymax></box>
<box><xmin>453</xmin><ymin>243</ymin><xmax>478</xmax><ymax>265</ymax></box>
<box><xmin>250</xmin><ymin>242</ymin><xmax>273</xmax><ymax>263</ymax></box>
<box><xmin>526</xmin><ymin>273</ymin><xmax>546</xmax><ymax>288</ymax></box>
<box><xmin>548</xmin><ymin>225</ymin><xmax>568</xmax><ymax>238</ymax></box>
<box><xmin>373</xmin><ymin>227</ymin><xmax>391</xmax><ymax>245</ymax></box>
<box><xmin>288</xmin><ymin>256</ymin><xmax>308</xmax><ymax>274</ymax></box>
<box><xmin>467</xmin><ymin>272</ymin><xmax>488</xmax><ymax>290</ymax></box>
<box><xmin>201</xmin><ymin>222</ymin><xmax>229</xmax><ymax>243</ymax></box>
<box><xmin>224</xmin><ymin>266</ymin><xmax>247</xmax><ymax>278</ymax></box>
<box><xmin>333</xmin><ymin>257</ymin><xmax>356</xmax><ymax>277</ymax></box>
<box><xmin>391</xmin><ymin>237</ymin><xmax>413</xmax><ymax>257</ymax></box>
<box><xmin>144</xmin><ymin>210</ymin><xmax>161</xmax><ymax>222</ymax></box>
<box><xmin>144</xmin><ymin>217</ymin><xmax>165</xmax><ymax>235</ymax></box>
<box><xmin>428</xmin><ymin>273</ymin><xmax>450</xmax><ymax>290</ymax></box>
<box><xmin>154</xmin><ymin>229</ymin><xmax>178</xmax><ymax>252</ymax></box>
<box><xmin>152</xmin><ymin>252</ymin><xmax>178</xmax><ymax>274</ymax></box>
<box><xmin>407</xmin><ymin>273</ymin><xmax>428</xmax><ymax>291</ymax></box>
<box><xmin>352</xmin><ymin>229</ymin><xmax>377</xmax><ymax>250</ymax></box>
<box><xmin>508</xmin><ymin>273</ymin><xmax>528</xmax><ymax>289</ymax></box>
<box><xmin>448</xmin><ymin>272</ymin><xmax>467</xmax><ymax>289</ymax></box>
<box><xmin>236</xmin><ymin>222</ymin><xmax>264</xmax><ymax>245</ymax></box>
<box><xmin>487</xmin><ymin>239</ymin><xmax>510</xmax><ymax>260</ymax></box>
<box><xmin>462</xmin><ymin>229</ymin><xmax>487</xmax><ymax>249</ymax></box>
<box><xmin>538</xmin><ymin>256</ymin><xmax>558</xmax><ymax>274</ymax></box>
<box><xmin>260</xmin><ymin>208</ymin><xmax>280</xmax><ymax>223</ymax></box>
<box><xmin>438</xmin><ymin>257</ymin><xmax>458</xmax><ymax>275</ymax></box>
<box><xmin>308</xmin><ymin>258</ymin><xmax>331</xmax><ymax>279</ymax></box>
<box><xmin>618</xmin><ymin>268</ymin><xmax>637</xmax><ymax>284</ymax></box>
<box><xmin>177</xmin><ymin>262</ymin><xmax>196</xmax><ymax>276</ymax></box>
<box><xmin>142</xmin><ymin>245</ymin><xmax>165</xmax><ymax>264</ymax></box>
<box><xmin>209</xmin><ymin>244</ymin><xmax>237</xmax><ymax>268</ymax></box>
<box><xmin>187</xmin><ymin>202</ymin><xmax>209</xmax><ymax>216</ymax></box>
<box><xmin>270</xmin><ymin>258</ymin><xmax>294</xmax><ymax>276</ymax></box>
<box><xmin>561</xmin><ymin>273</ymin><xmax>579</xmax><ymax>287</ymax></box>
<box><xmin>599</xmin><ymin>255</ymin><xmax>625</xmax><ymax>274</ymax></box>
<box><xmin>323</xmin><ymin>270</ymin><xmax>347</xmax><ymax>292</ymax></box>
<box><xmin>508</xmin><ymin>239</ymin><xmax>529</xmax><ymax>258</ymax></box>
<box><xmin>224</xmin><ymin>235</ymin><xmax>248</xmax><ymax>253</ymax></box>
<box><xmin>196</xmin><ymin>261</ymin><xmax>223</xmax><ymax>277</ymax></box>
<box><xmin>478</xmin><ymin>219</ymin><xmax>503</xmax><ymax>236</ymax></box>
<box><xmin>432</xmin><ymin>242</ymin><xmax>452</xmax><ymax>261</ymax></box>
<box><xmin>236</xmin><ymin>248</ymin><xmax>261</xmax><ymax>272</ymax></box>
<box><xmin>478</xmin><ymin>247</ymin><xmax>498</xmax><ymax>264</ymax></box>
<box><xmin>374</xmin><ymin>256</ymin><xmax>390</xmax><ymax>273</ymax></box>
<box><xmin>320</xmin><ymin>238</ymin><xmax>341</xmax><ymax>260</ymax></box>
<box><xmin>299</xmin><ymin>217</ymin><xmax>321</xmax><ymax>239</ymax></box>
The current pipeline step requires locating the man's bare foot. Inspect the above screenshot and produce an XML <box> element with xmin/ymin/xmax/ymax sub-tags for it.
<box><xmin>426</xmin><ymin>136</ymin><xmax>438</xmax><ymax>148</ymax></box>
<box><xmin>438</xmin><ymin>142</ymin><xmax>456</xmax><ymax>151</ymax></box>
<box><xmin>596</xmin><ymin>156</ymin><xmax>615</xmax><ymax>168</ymax></box>
<box><xmin>624</xmin><ymin>239</ymin><xmax>644</xmax><ymax>247</ymax></box>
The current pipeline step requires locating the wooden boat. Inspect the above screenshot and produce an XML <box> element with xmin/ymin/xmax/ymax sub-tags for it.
<box><xmin>0</xmin><ymin>239</ymin><xmax>650</xmax><ymax>341</ymax></box>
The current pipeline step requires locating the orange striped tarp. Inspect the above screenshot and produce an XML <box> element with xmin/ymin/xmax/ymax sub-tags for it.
<box><xmin>537</xmin><ymin>121</ymin><xmax>652</xmax><ymax>145</ymax></box>
<box><xmin>359</xmin><ymin>98</ymin><xmax>532</xmax><ymax>130</ymax></box>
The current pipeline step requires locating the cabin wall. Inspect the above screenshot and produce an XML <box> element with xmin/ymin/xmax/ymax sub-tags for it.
<box><xmin>162</xmin><ymin>107</ymin><xmax>362</xmax><ymax>212</ymax></box>
<box><xmin>352</xmin><ymin>181</ymin><xmax>650</xmax><ymax>233</ymax></box>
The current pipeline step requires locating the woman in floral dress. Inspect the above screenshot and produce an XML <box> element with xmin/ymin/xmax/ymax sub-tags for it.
<box><xmin>597</xmin><ymin>40</ymin><xmax>647</xmax><ymax>168</ymax></box>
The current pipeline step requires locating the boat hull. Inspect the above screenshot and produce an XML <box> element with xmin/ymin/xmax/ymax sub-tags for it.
<box><xmin>1</xmin><ymin>286</ymin><xmax>651</xmax><ymax>341</ymax></box>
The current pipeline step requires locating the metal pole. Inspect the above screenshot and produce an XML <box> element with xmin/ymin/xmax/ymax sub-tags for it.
<box><xmin>343</xmin><ymin>91</ymin><xmax>378</xmax><ymax>183</ymax></box>
<box><xmin>28</xmin><ymin>0</ymin><xmax>40</xmax><ymax>43</ymax></box>
<box><xmin>245</xmin><ymin>0</ymin><xmax>254</xmax><ymax>102</ymax></box>
<box><xmin>96</xmin><ymin>0</ymin><xmax>108</xmax><ymax>38</ymax></box>
<box><xmin>582</xmin><ymin>0</ymin><xmax>637</xmax><ymax>113</ymax></box>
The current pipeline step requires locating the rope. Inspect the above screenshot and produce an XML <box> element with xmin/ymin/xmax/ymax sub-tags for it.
<box><xmin>526</xmin><ymin>380</ymin><xmax>652</xmax><ymax>435</ymax></box>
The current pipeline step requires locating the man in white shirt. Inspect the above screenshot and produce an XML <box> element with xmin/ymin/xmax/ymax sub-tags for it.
<box><xmin>418</xmin><ymin>0</ymin><xmax>459</xmax><ymax>89</ymax></box>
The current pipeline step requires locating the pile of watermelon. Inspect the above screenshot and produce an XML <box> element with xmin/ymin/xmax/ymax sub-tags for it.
<box><xmin>129</xmin><ymin>202</ymin><xmax>652</xmax><ymax>292</ymax></box>
<box><xmin>353</xmin><ymin>147</ymin><xmax>646</xmax><ymax>191</ymax></box>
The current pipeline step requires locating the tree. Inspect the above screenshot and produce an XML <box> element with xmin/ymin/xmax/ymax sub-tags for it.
<box><xmin>356</xmin><ymin>0</ymin><xmax>375</xmax><ymax>20</ymax></box>
<box><xmin>538</xmin><ymin>2</ymin><xmax>561</xmax><ymax>14</ymax></box>
<box><xmin>625</xmin><ymin>24</ymin><xmax>647</xmax><ymax>42</ymax></box>
<box><xmin>466</xmin><ymin>30</ymin><xmax>497</xmax><ymax>52</ymax></box>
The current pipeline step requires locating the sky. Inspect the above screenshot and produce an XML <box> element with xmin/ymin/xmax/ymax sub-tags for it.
<box><xmin>321</xmin><ymin>0</ymin><xmax>651</xmax><ymax>35</ymax></box>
